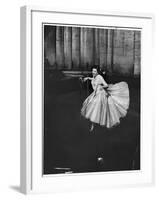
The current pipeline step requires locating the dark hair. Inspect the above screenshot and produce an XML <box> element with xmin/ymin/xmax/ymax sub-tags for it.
<box><xmin>91</xmin><ymin>65</ymin><xmax>107</xmax><ymax>80</ymax></box>
<box><xmin>91</xmin><ymin>65</ymin><xmax>101</xmax><ymax>75</ymax></box>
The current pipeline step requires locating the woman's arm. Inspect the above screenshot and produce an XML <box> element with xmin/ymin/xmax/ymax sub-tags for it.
<box><xmin>99</xmin><ymin>75</ymin><xmax>108</xmax><ymax>88</ymax></box>
<box><xmin>83</xmin><ymin>77</ymin><xmax>93</xmax><ymax>81</ymax></box>
<box><xmin>102</xmin><ymin>84</ymin><xmax>108</xmax><ymax>89</ymax></box>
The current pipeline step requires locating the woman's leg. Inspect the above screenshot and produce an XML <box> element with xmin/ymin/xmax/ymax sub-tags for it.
<box><xmin>90</xmin><ymin>123</ymin><xmax>94</xmax><ymax>132</ymax></box>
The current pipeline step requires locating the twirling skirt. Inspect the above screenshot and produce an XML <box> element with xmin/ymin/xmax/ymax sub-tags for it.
<box><xmin>81</xmin><ymin>82</ymin><xmax>129</xmax><ymax>128</ymax></box>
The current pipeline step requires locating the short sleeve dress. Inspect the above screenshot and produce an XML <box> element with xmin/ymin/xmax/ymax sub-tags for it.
<box><xmin>81</xmin><ymin>74</ymin><xmax>129</xmax><ymax>128</ymax></box>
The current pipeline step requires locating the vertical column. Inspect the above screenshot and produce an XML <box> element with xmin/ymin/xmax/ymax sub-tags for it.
<box><xmin>80</xmin><ymin>27</ymin><xmax>86</xmax><ymax>69</ymax></box>
<box><xmin>72</xmin><ymin>27</ymin><xmax>80</xmax><ymax>70</ymax></box>
<box><xmin>44</xmin><ymin>26</ymin><xmax>56</xmax><ymax>67</ymax></box>
<box><xmin>113</xmin><ymin>29</ymin><xmax>134</xmax><ymax>75</ymax></box>
<box><xmin>113</xmin><ymin>29</ymin><xmax>123</xmax><ymax>74</ymax></box>
<box><xmin>56</xmin><ymin>26</ymin><xmax>64</xmax><ymax>69</ymax></box>
<box><xmin>64</xmin><ymin>26</ymin><xmax>72</xmax><ymax>69</ymax></box>
<box><xmin>105</xmin><ymin>29</ymin><xmax>108</xmax><ymax>68</ymax></box>
<box><xmin>80</xmin><ymin>27</ymin><xmax>84</xmax><ymax>69</ymax></box>
<box><xmin>133</xmin><ymin>31</ymin><xmax>141</xmax><ymax>76</ymax></box>
<box><xmin>111</xmin><ymin>29</ymin><xmax>114</xmax><ymax>73</ymax></box>
<box><xmin>99</xmin><ymin>29</ymin><xmax>107</xmax><ymax>71</ymax></box>
<box><xmin>106</xmin><ymin>29</ymin><xmax>113</xmax><ymax>73</ymax></box>
<box><xmin>80</xmin><ymin>27</ymin><xmax>94</xmax><ymax>71</ymax></box>
<box><xmin>94</xmin><ymin>28</ymin><xmax>99</xmax><ymax>66</ymax></box>
<box><xmin>123</xmin><ymin>30</ymin><xmax>134</xmax><ymax>75</ymax></box>
<box><xmin>85</xmin><ymin>28</ymin><xmax>94</xmax><ymax>70</ymax></box>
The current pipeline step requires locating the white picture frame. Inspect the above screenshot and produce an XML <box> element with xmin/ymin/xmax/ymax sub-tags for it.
<box><xmin>20</xmin><ymin>5</ymin><xmax>155</xmax><ymax>194</ymax></box>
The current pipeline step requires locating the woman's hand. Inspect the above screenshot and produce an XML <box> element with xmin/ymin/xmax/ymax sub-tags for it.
<box><xmin>79</xmin><ymin>77</ymin><xmax>84</xmax><ymax>82</ymax></box>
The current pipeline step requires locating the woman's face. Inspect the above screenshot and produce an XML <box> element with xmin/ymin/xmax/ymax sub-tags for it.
<box><xmin>92</xmin><ymin>68</ymin><xmax>98</xmax><ymax>77</ymax></box>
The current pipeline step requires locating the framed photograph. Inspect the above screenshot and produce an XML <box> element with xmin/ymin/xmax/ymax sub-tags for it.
<box><xmin>20</xmin><ymin>6</ymin><xmax>154</xmax><ymax>194</ymax></box>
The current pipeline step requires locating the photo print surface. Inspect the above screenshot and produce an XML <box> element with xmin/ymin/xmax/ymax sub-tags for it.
<box><xmin>43</xmin><ymin>24</ymin><xmax>141</xmax><ymax>175</ymax></box>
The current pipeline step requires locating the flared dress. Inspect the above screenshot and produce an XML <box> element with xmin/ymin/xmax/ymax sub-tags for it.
<box><xmin>81</xmin><ymin>74</ymin><xmax>129</xmax><ymax>128</ymax></box>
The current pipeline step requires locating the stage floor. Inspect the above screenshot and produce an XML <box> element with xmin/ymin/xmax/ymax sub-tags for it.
<box><xmin>44</xmin><ymin>81</ymin><xmax>140</xmax><ymax>174</ymax></box>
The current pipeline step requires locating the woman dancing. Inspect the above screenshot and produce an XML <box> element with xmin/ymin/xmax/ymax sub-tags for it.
<box><xmin>81</xmin><ymin>67</ymin><xmax>129</xmax><ymax>132</ymax></box>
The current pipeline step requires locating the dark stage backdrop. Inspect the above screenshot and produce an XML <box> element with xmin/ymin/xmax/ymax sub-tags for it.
<box><xmin>44</xmin><ymin>25</ymin><xmax>141</xmax><ymax>76</ymax></box>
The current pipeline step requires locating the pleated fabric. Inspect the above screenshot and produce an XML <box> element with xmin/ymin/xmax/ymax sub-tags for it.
<box><xmin>81</xmin><ymin>77</ymin><xmax>129</xmax><ymax>128</ymax></box>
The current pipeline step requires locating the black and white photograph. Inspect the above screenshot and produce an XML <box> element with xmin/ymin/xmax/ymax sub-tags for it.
<box><xmin>43</xmin><ymin>24</ymin><xmax>141</xmax><ymax>175</ymax></box>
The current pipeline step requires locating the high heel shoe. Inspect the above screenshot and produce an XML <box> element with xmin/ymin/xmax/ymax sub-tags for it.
<box><xmin>90</xmin><ymin>124</ymin><xmax>94</xmax><ymax>132</ymax></box>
